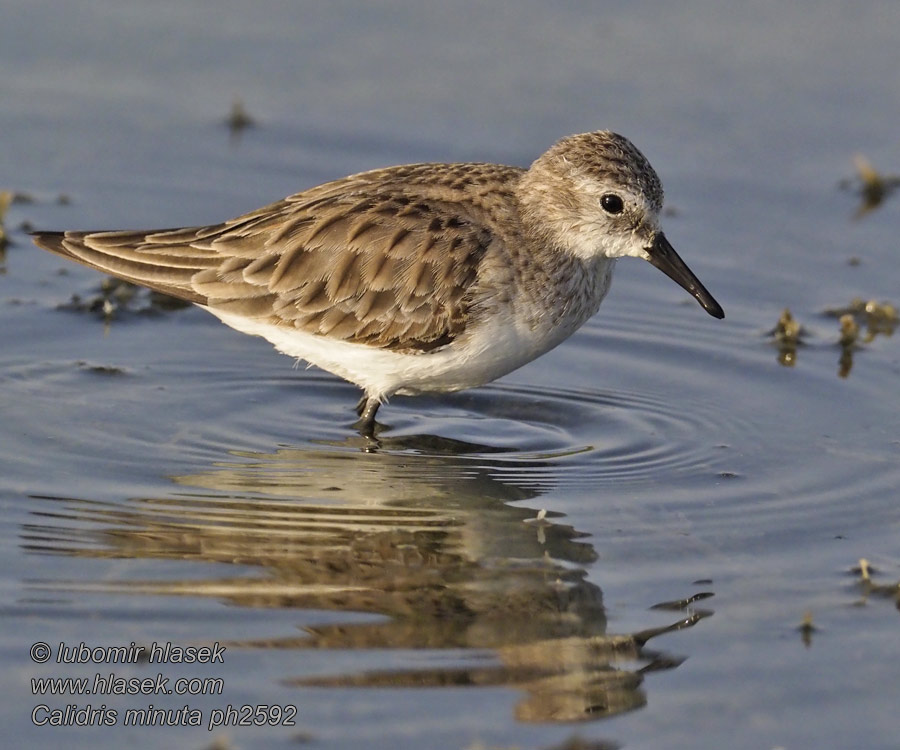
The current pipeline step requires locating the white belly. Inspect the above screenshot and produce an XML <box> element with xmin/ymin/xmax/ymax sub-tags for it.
<box><xmin>204</xmin><ymin>257</ymin><xmax>615</xmax><ymax>401</ymax></box>
<box><xmin>208</xmin><ymin>308</ymin><xmax>568</xmax><ymax>400</ymax></box>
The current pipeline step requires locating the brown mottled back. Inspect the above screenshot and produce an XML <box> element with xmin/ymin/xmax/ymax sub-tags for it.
<box><xmin>32</xmin><ymin>162</ymin><xmax>523</xmax><ymax>353</ymax></box>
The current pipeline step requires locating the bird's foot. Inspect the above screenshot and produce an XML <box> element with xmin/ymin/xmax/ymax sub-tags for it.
<box><xmin>353</xmin><ymin>396</ymin><xmax>381</xmax><ymax>439</ymax></box>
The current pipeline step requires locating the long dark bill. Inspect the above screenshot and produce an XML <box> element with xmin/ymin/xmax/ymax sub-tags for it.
<box><xmin>646</xmin><ymin>232</ymin><xmax>724</xmax><ymax>319</ymax></box>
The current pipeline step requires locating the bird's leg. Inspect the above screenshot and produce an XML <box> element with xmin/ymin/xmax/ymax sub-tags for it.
<box><xmin>354</xmin><ymin>396</ymin><xmax>381</xmax><ymax>437</ymax></box>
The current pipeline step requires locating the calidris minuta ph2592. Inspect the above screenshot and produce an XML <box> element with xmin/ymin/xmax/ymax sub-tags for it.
<box><xmin>33</xmin><ymin>130</ymin><xmax>724</xmax><ymax>434</ymax></box>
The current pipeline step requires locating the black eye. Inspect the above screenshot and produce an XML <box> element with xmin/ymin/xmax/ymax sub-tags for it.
<box><xmin>600</xmin><ymin>194</ymin><xmax>624</xmax><ymax>214</ymax></box>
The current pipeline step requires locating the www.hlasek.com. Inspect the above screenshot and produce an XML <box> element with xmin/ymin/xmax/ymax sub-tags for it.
<box><xmin>29</xmin><ymin>641</ymin><xmax>297</xmax><ymax>731</ymax></box>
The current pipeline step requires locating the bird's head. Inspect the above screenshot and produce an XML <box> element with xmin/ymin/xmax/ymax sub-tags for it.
<box><xmin>519</xmin><ymin>130</ymin><xmax>724</xmax><ymax>319</ymax></box>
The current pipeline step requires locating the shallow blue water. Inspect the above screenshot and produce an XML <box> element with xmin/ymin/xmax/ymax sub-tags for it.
<box><xmin>2</xmin><ymin>2</ymin><xmax>899</xmax><ymax>749</ymax></box>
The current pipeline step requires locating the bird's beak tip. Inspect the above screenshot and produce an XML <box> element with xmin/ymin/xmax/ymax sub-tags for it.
<box><xmin>647</xmin><ymin>233</ymin><xmax>724</xmax><ymax>320</ymax></box>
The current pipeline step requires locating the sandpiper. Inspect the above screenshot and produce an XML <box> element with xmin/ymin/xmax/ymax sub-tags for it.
<box><xmin>33</xmin><ymin>130</ymin><xmax>723</xmax><ymax>434</ymax></box>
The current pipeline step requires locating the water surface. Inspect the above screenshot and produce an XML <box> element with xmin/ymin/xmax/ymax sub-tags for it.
<box><xmin>2</xmin><ymin>2</ymin><xmax>899</xmax><ymax>749</ymax></box>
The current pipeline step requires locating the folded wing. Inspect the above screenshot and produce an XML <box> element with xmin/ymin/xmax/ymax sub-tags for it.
<box><xmin>32</xmin><ymin>164</ymin><xmax>509</xmax><ymax>352</ymax></box>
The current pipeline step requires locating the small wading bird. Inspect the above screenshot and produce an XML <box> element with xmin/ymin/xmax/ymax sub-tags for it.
<box><xmin>33</xmin><ymin>131</ymin><xmax>723</xmax><ymax>435</ymax></box>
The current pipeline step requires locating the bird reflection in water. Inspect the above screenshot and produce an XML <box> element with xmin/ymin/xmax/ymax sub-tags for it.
<box><xmin>25</xmin><ymin>431</ymin><xmax>710</xmax><ymax>723</ymax></box>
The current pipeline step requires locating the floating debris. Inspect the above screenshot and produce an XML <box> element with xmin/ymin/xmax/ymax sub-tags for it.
<box><xmin>840</xmin><ymin>154</ymin><xmax>900</xmax><ymax>219</ymax></box>
<box><xmin>8</xmin><ymin>190</ymin><xmax>36</xmax><ymax>205</ymax></box>
<box><xmin>225</xmin><ymin>97</ymin><xmax>256</xmax><ymax>136</ymax></box>
<box><xmin>824</xmin><ymin>298</ymin><xmax>897</xmax><ymax>342</ymax></box>
<box><xmin>821</xmin><ymin>297</ymin><xmax>898</xmax><ymax>376</ymax></box>
<box><xmin>863</xmin><ymin>300</ymin><xmax>899</xmax><ymax>338</ymax></box>
<box><xmin>769</xmin><ymin>300</ymin><xmax>896</xmax><ymax>375</ymax></box>
<box><xmin>59</xmin><ymin>276</ymin><xmax>191</xmax><ymax>323</ymax></box>
<box><xmin>75</xmin><ymin>361</ymin><xmax>128</xmax><ymax>376</ymax></box>
<box><xmin>838</xmin><ymin>314</ymin><xmax>859</xmax><ymax>347</ymax></box>
<box><xmin>797</xmin><ymin>610</ymin><xmax>817</xmax><ymax>648</ymax></box>
<box><xmin>1</xmin><ymin>190</ymin><xmax>71</xmax><ymax>256</ymax></box>
<box><xmin>770</xmin><ymin>308</ymin><xmax>803</xmax><ymax>345</ymax></box>
<box><xmin>837</xmin><ymin>314</ymin><xmax>859</xmax><ymax>377</ymax></box>
<box><xmin>853</xmin><ymin>558</ymin><xmax>900</xmax><ymax>609</ymax></box>
<box><xmin>767</xmin><ymin>308</ymin><xmax>807</xmax><ymax>367</ymax></box>
<box><xmin>851</xmin><ymin>558</ymin><xmax>880</xmax><ymax>581</ymax></box>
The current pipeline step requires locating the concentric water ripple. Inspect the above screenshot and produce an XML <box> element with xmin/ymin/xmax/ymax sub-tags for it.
<box><xmin>388</xmin><ymin>382</ymin><xmax>742</xmax><ymax>485</ymax></box>
<box><xmin>3</xmin><ymin>286</ymin><xmax>898</xmax><ymax>550</ymax></box>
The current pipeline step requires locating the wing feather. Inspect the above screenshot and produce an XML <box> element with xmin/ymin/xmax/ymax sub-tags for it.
<box><xmin>32</xmin><ymin>163</ymin><xmax>522</xmax><ymax>351</ymax></box>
